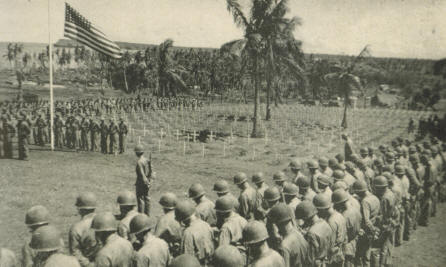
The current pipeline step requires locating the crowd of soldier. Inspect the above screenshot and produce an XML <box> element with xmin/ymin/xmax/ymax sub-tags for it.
<box><xmin>0</xmin><ymin>133</ymin><xmax>445</xmax><ymax>267</ymax></box>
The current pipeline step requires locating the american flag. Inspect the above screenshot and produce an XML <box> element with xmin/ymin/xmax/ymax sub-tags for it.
<box><xmin>64</xmin><ymin>3</ymin><xmax>122</xmax><ymax>59</ymax></box>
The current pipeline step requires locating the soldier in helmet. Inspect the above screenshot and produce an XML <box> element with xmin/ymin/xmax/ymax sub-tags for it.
<box><xmin>100</xmin><ymin>118</ymin><xmax>108</xmax><ymax>154</ymax></box>
<box><xmin>233</xmin><ymin>172</ymin><xmax>257</xmax><ymax>221</ymax></box>
<box><xmin>17</xmin><ymin>115</ymin><xmax>31</xmax><ymax>160</ymax></box>
<box><xmin>130</xmin><ymin>214</ymin><xmax>171</xmax><ymax>267</ymax></box>
<box><xmin>169</xmin><ymin>254</ymin><xmax>200</xmax><ymax>267</ymax></box>
<box><xmin>36</xmin><ymin>113</ymin><xmax>47</xmax><ymax>146</ymax></box>
<box><xmin>188</xmin><ymin>183</ymin><xmax>217</xmax><ymax>226</ymax></box>
<box><xmin>154</xmin><ymin>193</ymin><xmax>182</xmax><ymax>257</ymax></box>
<box><xmin>360</xmin><ymin>148</ymin><xmax>372</xmax><ymax>168</ymax></box>
<box><xmin>22</xmin><ymin>205</ymin><xmax>51</xmax><ymax>267</ymax></box>
<box><xmin>264</xmin><ymin>187</ymin><xmax>283</xmax><ymax>250</ymax></box>
<box><xmin>2</xmin><ymin>115</ymin><xmax>15</xmax><ymax>159</ymax></box>
<box><xmin>69</xmin><ymin>193</ymin><xmax>99</xmax><ymax>267</ymax></box>
<box><xmin>214</xmin><ymin>196</ymin><xmax>247</xmax><ymax>248</ymax></box>
<box><xmin>332</xmin><ymin>189</ymin><xmax>361</xmax><ymax>267</ymax></box>
<box><xmin>352</xmin><ymin>180</ymin><xmax>381</xmax><ymax>267</ymax></box>
<box><xmin>283</xmin><ymin>183</ymin><xmax>301</xmax><ymax>212</ymax></box>
<box><xmin>175</xmin><ymin>200</ymin><xmax>214</xmax><ymax>265</ymax></box>
<box><xmin>313</xmin><ymin>193</ymin><xmax>347</xmax><ymax>267</ymax></box>
<box><xmin>54</xmin><ymin>113</ymin><xmax>64</xmax><ymax>149</ymax></box>
<box><xmin>243</xmin><ymin>221</ymin><xmax>285</xmax><ymax>267</ymax></box>
<box><xmin>308</xmin><ymin>160</ymin><xmax>323</xmax><ymax>193</ymax></box>
<box><xmin>118</xmin><ymin>117</ymin><xmax>128</xmax><ymax>154</ymax></box>
<box><xmin>80</xmin><ymin>116</ymin><xmax>90</xmax><ymax>151</ymax></box>
<box><xmin>92</xmin><ymin>212</ymin><xmax>134</xmax><ymax>267</ymax></box>
<box><xmin>30</xmin><ymin>225</ymin><xmax>80</xmax><ymax>267</ymax></box>
<box><xmin>289</xmin><ymin>159</ymin><xmax>306</xmax><ymax>185</ymax></box>
<box><xmin>394</xmin><ymin>164</ymin><xmax>411</xmax><ymax>241</ymax></box>
<box><xmin>297</xmin><ymin>176</ymin><xmax>316</xmax><ymax>202</ymax></box>
<box><xmin>342</xmin><ymin>133</ymin><xmax>355</xmax><ymax>162</ymax></box>
<box><xmin>213</xmin><ymin>180</ymin><xmax>240</xmax><ymax>212</ymax></box>
<box><xmin>317</xmin><ymin>175</ymin><xmax>332</xmax><ymax>200</ymax></box>
<box><xmin>116</xmin><ymin>191</ymin><xmax>140</xmax><ymax>241</ymax></box>
<box><xmin>212</xmin><ymin>245</ymin><xmax>245</xmax><ymax>267</ymax></box>
<box><xmin>295</xmin><ymin>201</ymin><xmax>332</xmax><ymax>267</ymax></box>
<box><xmin>108</xmin><ymin>119</ymin><xmax>119</xmax><ymax>155</ymax></box>
<box><xmin>252</xmin><ymin>172</ymin><xmax>269</xmax><ymax>221</ymax></box>
<box><xmin>269</xmin><ymin>203</ymin><xmax>310</xmax><ymax>267</ymax></box>
<box><xmin>319</xmin><ymin>157</ymin><xmax>333</xmax><ymax>177</ymax></box>
<box><xmin>372</xmin><ymin>176</ymin><xmax>397</xmax><ymax>267</ymax></box>
<box><xmin>90</xmin><ymin>117</ymin><xmax>100</xmax><ymax>152</ymax></box>
<box><xmin>134</xmin><ymin>144</ymin><xmax>155</xmax><ymax>216</ymax></box>
<box><xmin>273</xmin><ymin>171</ymin><xmax>288</xmax><ymax>203</ymax></box>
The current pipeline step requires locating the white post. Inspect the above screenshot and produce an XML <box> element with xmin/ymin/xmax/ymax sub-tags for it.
<box><xmin>202</xmin><ymin>143</ymin><xmax>205</xmax><ymax>158</ymax></box>
<box><xmin>223</xmin><ymin>141</ymin><xmax>226</xmax><ymax>157</ymax></box>
<box><xmin>48</xmin><ymin>0</ymin><xmax>54</xmax><ymax>151</ymax></box>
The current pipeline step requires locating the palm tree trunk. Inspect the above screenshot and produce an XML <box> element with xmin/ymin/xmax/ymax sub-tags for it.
<box><xmin>341</xmin><ymin>98</ymin><xmax>348</xmax><ymax>128</ymax></box>
<box><xmin>251</xmin><ymin>55</ymin><xmax>263</xmax><ymax>138</ymax></box>
<box><xmin>266</xmin><ymin>72</ymin><xmax>271</xmax><ymax>121</ymax></box>
<box><xmin>123</xmin><ymin>67</ymin><xmax>129</xmax><ymax>92</ymax></box>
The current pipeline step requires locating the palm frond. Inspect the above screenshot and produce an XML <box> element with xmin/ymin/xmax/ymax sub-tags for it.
<box><xmin>269</xmin><ymin>0</ymin><xmax>289</xmax><ymax>19</ymax></box>
<box><xmin>166</xmin><ymin>71</ymin><xmax>188</xmax><ymax>90</ymax></box>
<box><xmin>226</xmin><ymin>0</ymin><xmax>249</xmax><ymax>29</ymax></box>
<box><xmin>220</xmin><ymin>39</ymin><xmax>248</xmax><ymax>57</ymax></box>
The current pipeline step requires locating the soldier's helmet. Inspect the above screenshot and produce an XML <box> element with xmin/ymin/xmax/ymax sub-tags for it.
<box><xmin>328</xmin><ymin>158</ymin><xmax>338</xmax><ymax>169</ymax></box>
<box><xmin>75</xmin><ymin>192</ymin><xmax>97</xmax><ymax>210</ymax></box>
<box><xmin>333</xmin><ymin>170</ymin><xmax>345</xmax><ymax>181</ymax></box>
<box><xmin>273</xmin><ymin>171</ymin><xmax>286</xmax><ymax>182</ymax></box>
<box><xmin>296</xmin><ymin>176</ymin><xmax>310</xmax><ymax>189</ymax></box>
<box><xmin>283</xmin><ymin>183</ymin><xmax>298</xmax><ymax>196</ymax></box>
<box><xmin>352</xmin><ymin>180</ymin><xmax>368</xmax><ymax>193</ymax></box>
<box><xmin>213</xmin><ymin>180</ymin><xmax>229</xmax><ymax>194</ymax></box>
<box><xmin>134</xmin><ymin>144</ymin><xmax>144</xmax><ymax>153</ymax></box>
<box><xmin>408</xmin><ymin>146</ymin><xmax>417</xmax><ymax>155</ymax></box>
<box><xmin>233</xmin><ymin>172</ymin><xmax>248</xmax><ymax>185</ymax></box>
<box><xmin>374</xmin><ymin>176</ymin><xmax>388</xmax><ymax>188</ymax></box>
<box><xmin>394</xmin><ymin>165</ymin><xmax>405</xmax><ymax>175</ymax></box>
<box><xmin>289</xmin><ymin>159</ymin><xmax>302</xmax><ymax>170</ymax></box>
<box><xmin>251</xmin><ymin>172</ymin><xmax>264</xmax><ymax>184</ymax></box>
<box><xmin>373</xmin><ymin>158</ymin><xmax>384</xmax><ymax>167</ymax></box>
<box><xmin>92</xmin><ymin>212</ymin><xmax>117</xmax><ymax>232</ymax></box>
<box><xmin>175</xmin><ymin>200</ymin><xmax>196</xmax><ymax>223</ymax></box>
<box><xmin>307</xmin><ymin>160</ymin><xmax>319</xmax><ymax>169</ymax></box>
<box><xmin>242</xmin><ymin>221</ymin><xmax>269</xmax><ymax>245</ymax></box>
<box><xmin>317</xmin><ymin>175</ymin><xmax>330</xmax><ymax>186</ymax></box>
<box><xmin>25</xmin><ymin>205</ymin><xmax>50</xmax><ymax>227</ymax></box>
<box><xmin>188</xmin><ymin>183</ymin><xmax>205</xmax><ymax>199</ymax></box>
<box><xmin>409</xmin><ymin>154</ymin><xmax>419</xmax><ymax>163</ymax></box>
<box><xmin>117</xmin><ymin>191</ymin><xmax>137</xmax><ymax>206</ymax></box>
<box><xmin>268</xmin><ymin>203</ymin><xmax>292</xmax><ymax>224</ymax></box>
<box><xmin>30</xmin><ymin>225</ymin><xmax>63</xmax><ymax>252</ymax></box>
<box><xmin>335</xmin><ymin>153</ymin><xmax>344</xmax><ymax>163</ymax></box>
<box><xmin>159</xmin><ymin>192</ymin><xmax>177</xmax><ymax>209</ymax></box>
<box><xmin>169</xmin><ymin>254</ymin><xmax>201</xmax><ymax>267</ymax></box>
<box><xmin>295</xmin><ymin>200</ymin><xmax>317</xmax><ymax>220</ymax></box>
<box><xmin>332</xmin><ymin>189</ymin><xmax>349</xmax><ymax>205</ymax></box>
<box><xmin>332</xmin><ymin>181</ymin><xmax>348</xmax><ymax>191</ymax></box>
<box><xmin>313</xmin><ymin>193</ymin><xmax>331</xmax><ymax>209</ymax></box>
<box><xmin>129</xmin><ymin>214</ymin><xmax>156</xmax><ymax>235</ymax></box>
<box><xmin>264</xmin><ymin>187</ymin><xmax>281</xmax><ymax>202</ymax></box>
<box><xmin>215</xmin><ymin>196</ymin><xmax>234</xmax><ymax>213</ymax></box>
<box><xmin>360</xmin><ymin>147</ymin><xmax>368</xmax><ymax>156</ymax></box>
<box><xmin>318</xmin><ymin>157</ymin><xmax>329</xmax><ymax>168</ymax></box>
<box><xmin>350</xmin><ymin>154</ymin><xmax>361</xmax><ymax>164</ymax></box>
<box><xmin>345</xmin><ymin>161</ymin><xmax>356</xmax><ymax>171</ymax></box>
<box><xmin>213</xmin><ymin>245</ymin><xmax>244</xmax><ymax>267</ymax></box>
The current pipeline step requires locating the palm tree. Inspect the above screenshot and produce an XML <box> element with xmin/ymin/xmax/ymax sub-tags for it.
<box><xmin>157</xmin><ymin>39</ymin><xmax>188</xmax><ymax>97</ymax></box>
<box><xmin>222</xmin><ymin>0</ymin><xmax>305</xmax><ymax>135</ymax></box>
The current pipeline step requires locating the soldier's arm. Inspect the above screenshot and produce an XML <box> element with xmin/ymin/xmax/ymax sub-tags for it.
<box><xmin>305</xmin><ymin>232</ymin><xmax>320</xmax><ymax>266</ymax></box>
<box><xmin>238</xmin><ymin>194</ymin><xmax>249</xmax><ymax>219</ymax></box>
<box><xmin>68</xmin><ymin>226</ymin><xmax>91</xmax><ymax>266</ymax></box>
<box><xmin>21</xmin><ymin>243</ymin><xmax>33</xmax><ymax>267</ymax></box>
<box><xmin>406</xmin><ymin>167</ymin><xmax>421</xmax><ymax>189</ymax></box>
<box><xmin>278</xmin><ymin>245</ymin><xmax>292</xmax><ymax>267</ymax></box>
<box><xmin>361</xmin><ymin>201</ymin><xmax>376</xmax><ymax>234</ymax></box>
<box><xmin>134</xmin><ymin>252</ymin><xmax>150</xmax><ymax>267</ymax></box>
<box><xmin>137</xmin><ymin>161</ymin><xmax>150</xmax><ymax>185</ymax></box>
<box><xmin>117</xmin><ymin>223</ymin><xmax>129</xmax><ymax>240</ymax></box>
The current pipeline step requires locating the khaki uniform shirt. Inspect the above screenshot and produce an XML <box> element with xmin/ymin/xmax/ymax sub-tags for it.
<box><xmin>69</xmin><ymin>213</ymin><xmax>99</xmax><ymax>267</ymax></box>
<box><xmin>134</xmin><ymin>234</ymin><xmax>171</xmax><ymax>267</ymax></box>
<box><xmin>94</xmin><ymin>234</ymin><xmax>134</xmax><ymax>267</ymax></box>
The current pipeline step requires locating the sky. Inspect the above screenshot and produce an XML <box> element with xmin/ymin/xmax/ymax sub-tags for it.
<box><xmin>0</xmin><ymin>0</ymin><xmax>445</xmax><ymax>59</ymax></box>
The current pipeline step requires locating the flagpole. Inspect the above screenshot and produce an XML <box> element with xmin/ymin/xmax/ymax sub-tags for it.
<box><xmin>48</xmin><ymin>0</ymin><xmax>54</xmax><ymax>151</ymax></box>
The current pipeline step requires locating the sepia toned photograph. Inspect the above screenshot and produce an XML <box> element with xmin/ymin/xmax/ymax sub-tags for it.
<box><xmin>0</xmin><ymin>0</ymin><xmax>445</xmax><ymax>266</ymax></box>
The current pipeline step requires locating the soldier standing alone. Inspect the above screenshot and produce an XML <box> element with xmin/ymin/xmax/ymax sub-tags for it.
<box><xmin>134</xmin><ymin>144</ymin><xmax>155</xmax><ymax>216</ymax></box>
<box><xmin>118</xmin><ymin>118</ymin><xmax>128</xmax><ymax>154</ymax></box>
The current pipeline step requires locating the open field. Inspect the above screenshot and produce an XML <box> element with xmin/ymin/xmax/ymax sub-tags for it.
<box><xmin>1</xmin><ymin>80</ymin><xmax>445</xmax><ymax>266</ymax></box>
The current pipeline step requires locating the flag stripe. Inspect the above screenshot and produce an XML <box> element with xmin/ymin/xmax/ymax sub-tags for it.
<box><xmin>64</xmin><ymin>3</ymin><xmax>122</xmax><ymax>59</ymax></box>
<box><xmin>64</xmin><ymin>22</ymin><xmax>121</xmax><ymax>54</ymax></box>
<box><xmin>64</xmin><ymin>30</ymin><xmax>120</xmax><ymax>59</ymax></box>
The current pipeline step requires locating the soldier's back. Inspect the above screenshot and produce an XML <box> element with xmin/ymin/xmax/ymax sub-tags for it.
<box><xmin>182</xmin><ymin>218</ymin><xmax>214</xmax><ymax>262</ymax></box>
<box><xmin>154</xmin><ymin>211</ymin><xmax>182</xmax><ymax>244</ymax></box>
<box><xmin>43</xmin><ymin>253</ymin><xmax>80</xmax><ymax>267</ymax></box>
<box><xmin>0</xmin><ymin>248</ymin><xmax>18</xmax><ymax>267</ymax></box>
<box><xmin>135</xmin><ymin>234</ymin><xmax>170</xmax><ymax>267</ymax></box>
<box><xmin>95</xmin><ymin>234</ymin><xmax>133</xmax><ymax>267</ymax></box>
<box><xmin>196</xmin><ymin>197</ymin><xmax>217</xmax><ymax>226</ymax></box>
<box><xmin>219</xmin><ymin>213</ymin><xmax>247</xmax><ymax>246</ymax></box>
<box><xmin>279</xmin><ymin>228</ymin><xmax>310</xmax><ymax>267</ymax></box>
<box><xmin>251</xmin><ymin>248</ymin><xmax>285</xmax><ymax>267</ymax></box>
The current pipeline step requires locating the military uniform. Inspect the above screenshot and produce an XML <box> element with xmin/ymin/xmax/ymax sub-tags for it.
<box><xmin>277</xmin><ymin>227</ymin><xmax>310</xmax><ymax>267</ymax></box>
<box><xmin>118</xmin><ymin>120</ymin><xmax>128</xmax><ymax>154</ymax></box>
<box><xmin>133</xmin><ymin>233</ymin><xmax>171</xmax><ymax>267</ymax></box>
<box><xmin>341</xmin><ymin>204</ymin><xmax>362</xmax><ymax>267</ymax></box>
<box><xmin>80</xmin><ymin>119</ymin><xmax>90</xmax><ymax>151</ymax></box>
<box><xmin>181</xmin><ymin>218</ymin><xmax>214</xmax><ymax>265</ymax></box>
<box><xmin>17</xmin><ymin>119</ymin><xmax>31</xmax><ymax>160</ymax></box>
<box><xmin>94</xmin><ymin>233</ymin><xmax>133</xmax><ymax>267</ymax></box>
<box><xmin>100</xmin><ymin>121</ymin><xmax>108</xmax><ymax>154</ymax></box>
<box><xmin>195</xmin><ymin>196</ymin><xmax>217</xmax><ymax>227</ymax></box>
<box><xmin>135</xmin><ymin>155</ymin><xmax>154</xmax><ymax>216</ymax></box>
<box><xmin>3</xmin><ymin>119</ymin><xmax>15</xmax><ymax>158</ymax></box>
<box><xmin>238</xmin><ymin>184</ymin><xmax>258</xmax><ymax>220</ymax></box>
<box><xmin>218</xmin><ymin>212</ymin><xmax>247</xmax><ymax>247</ymax></box>
<box><xmin>154</xmin><ymin>210</ymin><xmax>182</xmax><ymax>257</ymax></box>
<box><xmin>90</xmin><ymin>119</ymin><xmax>100</xmax><ymax>152</ymax></box>
<box><xmin>69</xmin><ymin>213</ymin><xmax>99</xmax><ymax>267</ymax></box>
<box><xmin>250</xmin><ymin>248</ymin><xmax>285</xmax><ymax>267</ymax></box>
<box><xmin>108</xmin><ymin>121</ymin><xmax>118</xmax><ymax>154</ymax></box>
<box><xmin>0</xmin><ymin>248</ymin><xmax>18</xmax><ymax>267</ymax></box>
<box><xmin>37</xmin><ymin>253</ymin><xmax>81</xmax><ymax>267</ymax></box>
<box><xmin>117</xmin><ymin>210</ymin><xmax>140</xmax><ymax>241</ymax></box>
<box><xmin>327</xmin><ymin>211</ymin><xmax>348</xmax><ymax>267</ymax></box>
<box><xmin>305</xmin><ymin>218</ymin><xmax>332</xmax><ymax>267</ymax></box>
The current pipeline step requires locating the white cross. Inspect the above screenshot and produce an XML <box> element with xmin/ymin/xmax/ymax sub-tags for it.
<box><xmin>209</xmin><ymin>131</ymin><xmax>215</xmax><ymax>142</ymax></box>
<box><xmin>174</xmin><ymin>129</ymin><xmax>181</xmax><ymax>141</ymax></box>
<box><xmin>192</xmin><ymin>130</ymin><xmax>199</xmax><ymax>143</ymax></box>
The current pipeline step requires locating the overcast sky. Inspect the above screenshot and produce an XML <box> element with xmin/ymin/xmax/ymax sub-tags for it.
<box><xmin>0</xmin><ymin>0</ymin><xmax>445</xmax><ymax>59</ymax></box>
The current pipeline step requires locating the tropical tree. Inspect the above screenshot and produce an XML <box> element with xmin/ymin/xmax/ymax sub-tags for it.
<box><xmin>3</xmin><ymin>43</ymin><xmax>14</xmax><ymax>68</ymax></box>
<box><xmin>157</xmin><ymin>39</ymin><xmax>188</xmax><ymax>97</ymax></box>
